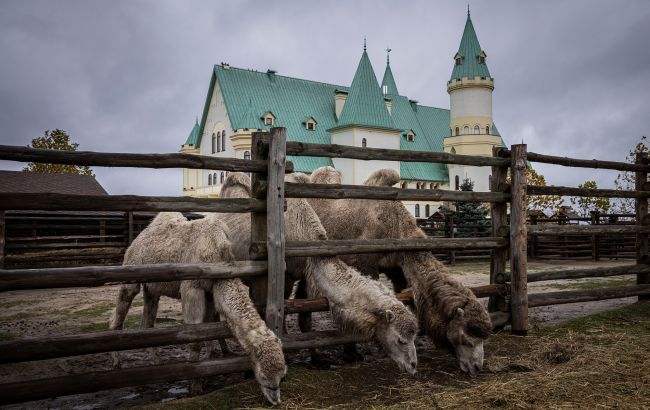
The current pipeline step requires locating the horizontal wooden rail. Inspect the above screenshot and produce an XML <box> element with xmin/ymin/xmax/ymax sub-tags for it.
<box><xmin>0</xmin><ymin>285</ymin><xmax>503</xmax><ymax>364</ymax></box>
<box><xmin>527</xmin><ymin>224</ymin><xmax>650</xmax><ymax>235</ymax></box>
<box><xmin>527</xmin><ymin>264</ymin><xmax>650</xmax><ymax>283</ymax></box>
<box><xmin>528</xmin><ymin>284</ymin><xmax>650</xmax><ymax>307</ymax></box>
<box><xmin>286</xmin><ymin>141</ymin><xmax>509</xmax><ymax>167</ymax></box>
<box><xmin>284</xmin><ymin>183</ymin><xmax>510</xmax><ymax>203</ymax></box>
<box><xmin>0</xmin><ymin>144</ymin><xmax>294</xmax><ymax>173</ymax></box>
<box><xmin>0</xmin><ymin>330</ymin><xmax>360</xmax><ymax>406</ymax></box>
<box><xmin>0</xmin><ymin>193</ymin><xmax>265</xmax><ymax>213</ymax></box>
<box><xmin>527</xmin><ymin>185</ymin><xmax>650</xmax><ymax>199</ymax></box>
<box><xmin>251</xmin><ymin>237</ymin><xmax>508</xmax><ymax>259</ymax></box>
<box><xmin>0</xmin><ymin>262</ymin><xmax>268</xmax><ymax>292</ymax></box>
<box><xmin>6</xmin><ymin>242</ymin><xmax>127</xmax><ymax>250</ymax></box>
<box><xmin>498</xmin><ymin>149</ymin><xmax>650</xmax><ymax>172</ymax></box>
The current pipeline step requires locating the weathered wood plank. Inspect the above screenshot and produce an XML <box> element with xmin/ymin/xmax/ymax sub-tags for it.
<box><xmin>527</xmin><ymin>224</ymin><xmax>650</xmax><ymax>235</ymax></box>
<box><xmin>502</xmin><ymin>150</ymin><xmax>650</xmax><ymax>172</ymax></box>
<box><xmin>527</xmin><ymin>185</ymin><xmax>650</xmax><ymax>199</ymax></box>
<box><xmin>250</xmin><ymin>237</ymin><xmax>507</xmax><ymax>259</ymax></box>
<box><xmin>527</xmin><ymin>264</ymin><xmax>650</xmax><ymax>283</ymax></box>
<box><xmin>509</xmin><ymin>144</ymin><xmax>529</xmax><ymax>335</ymax></box>
<box><xmin>265</xmin><ymin>128</ymin><xmax>287</xmax><ymax>335</ymax></box>
<box><xmin>528</xmin><ymin>284</ymin><xmax>650</xmax><ymax>307</ymax></box>
<box><xmin>285</xmin><ymin>141</ymin><xmax>509</xmax><ymax>167</ymax></box>
<box><xmin>283</xmin><ymin>182</ymin><xmax>509</xmax><ymax>203</ymax></box>
<box><xmin>0</xmin><ymin>262</ymin><xmax>268</xmax><ymax>292</ymax></box>
<box><xmin>0</xmin><ymin>144</ymin><xmax>293</xmax><ymax>172</ymax></box>
<box><xmin>636</xmin><ymin>152</ymin><xmax>649</xmax><ymax>298</ymax></box>
<box><xmin>0</xmin><ymin>211</ymin><xmax>4</xmax><ymax>269</ymax></box>
<box><xmin>0</xmin><ymin>193</ymin><xmax>265</xmax><ymax>213</ymax></box>
<box><xmin>489</xmin><ymin>147</ymin><xmax>509</xmax><ymax>314</ymax></box>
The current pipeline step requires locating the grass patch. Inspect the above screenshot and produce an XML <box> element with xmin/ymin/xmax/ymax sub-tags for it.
<box><xmin>0</xmin><ymin>300</ymin><xmax>34</xmax><ymax>309</ymax></box>
<box><xmin>80</xmin><ymin>315</ymin><xmax>141</xmax><ymax>333</ymax></box>
<box><xmin>72</xmin><ymin>303</ymin><xmax>113</xmax><ymax>319</ymax></box>
<box><xmin>548</xmin><ymin>277</ymin><xmax>634</xmax><ymax>290</ymax></box>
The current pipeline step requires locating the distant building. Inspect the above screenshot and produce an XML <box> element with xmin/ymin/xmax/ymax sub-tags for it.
<box><xmin>181</xmin><ymin>11</ymin><xmax>506</xmax><ymax>216</ymax></box>
<box><xmin>0</xmin><ymin>170</ymin><xmax>107</xmax><ymax>196</ymax></box>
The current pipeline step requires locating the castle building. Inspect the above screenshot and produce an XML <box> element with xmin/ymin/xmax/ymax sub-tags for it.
<box><xmin>181</xmin><ymin>11</ymin><xmax>505</xmax><ymax>217</ymax></box>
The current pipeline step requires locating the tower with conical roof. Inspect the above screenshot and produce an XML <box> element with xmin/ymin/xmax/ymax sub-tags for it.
<box><xmin>329</xmin><ymin>43</ymin><xmax>402</xmax><ymax>184</ymax></box>
<box><xmin>444</xmin><ymin>9</ymin><xmax>500</xmax><ymax>193</ymax></box>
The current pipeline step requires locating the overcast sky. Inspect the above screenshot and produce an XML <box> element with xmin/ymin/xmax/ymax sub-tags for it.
<box><xmin>1</xmin><ymin>0</ymin><xmax>649</xmax><ymax>196</ymax></box>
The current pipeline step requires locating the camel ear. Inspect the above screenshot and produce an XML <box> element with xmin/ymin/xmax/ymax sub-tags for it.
<box><xmin>456</xmin><ymin>307</ymin><xmax>465</xmax><ymax>318</ymax></box>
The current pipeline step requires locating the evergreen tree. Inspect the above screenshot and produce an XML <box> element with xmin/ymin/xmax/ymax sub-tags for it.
<box><xmin>441</xmin><ymin>178</ymin><xmax>490</xmax><ymax>237</ymax></box>
<box><xmin>22</xmin><ymin>129</ymin><xmax>94</xmax><ymax>176</ymax></box>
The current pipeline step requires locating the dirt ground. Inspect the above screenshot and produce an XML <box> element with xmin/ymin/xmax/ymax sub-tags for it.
<box><xmin>0</xmin><ymin>259</ymin><xmax>647</xmax><ymax>409</ymax></box>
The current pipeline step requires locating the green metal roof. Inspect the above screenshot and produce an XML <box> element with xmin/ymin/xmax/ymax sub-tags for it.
<box><xmin>238</xmin><ymin>97</ymin><xmax>261</xmax><ymax>129</ymax></box>
<box><xmin>450</xmin><ymin>14</ymin><xmax>491</xmax><ymax>81</ymax></box>
<box><xmin>381</xmin><ymin>62</ymin><xmax>399</xmax><ymax>96</ymax></box>
<box><xmin>184</xmin><ymin>118</ymin><xmax>200</xmax><ymax>146</ymax></box>
<box><xmin>332</xmin><ymin>50</ymin><xmax>398</xmax><ymax>132</ymax></box>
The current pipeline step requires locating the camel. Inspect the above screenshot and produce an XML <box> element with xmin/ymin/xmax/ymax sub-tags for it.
<box><xmin>304</xmin><ymin>166</ymin><xmax>492</xmax><ymax>375</ymax></box>
<box><xmin>111</xmin><ymin>212</ymin><xmax>286</xmax><ymax>405</ymax></box>
<box><xmin>215</xmin><ymin>173</ymin><xmax>419</xmax><ymax>375</ymax></box>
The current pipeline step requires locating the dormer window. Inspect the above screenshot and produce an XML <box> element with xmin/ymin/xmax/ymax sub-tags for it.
<box><xmin>262</xmin><ymin>112</ymin><xmax>276</xmax><ymax>126</ymax></box>
<box><xmin>454</xmin><ymin>52</ymin><xmax>463</xmax><ymax>66</ymax></box>
<box><xmin>405</xmin><ymin>130</ymin><xmax>415</xmax><ymax>142</ymax></box>
<box><xmin>303</xmin><ymin>117</ymin><xmax>317</xmax><ymax>131</ymax></box>
<box><xmin>479</xmin><ymin>51</ymin><xmax>487</xmax><ymax>64</ymax></box>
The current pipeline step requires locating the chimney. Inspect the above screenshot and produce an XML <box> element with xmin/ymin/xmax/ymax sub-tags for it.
<box><xmin>335</xmin><ymin>89</ymin><xmax>348</xmax><ymax>120</ymax></box>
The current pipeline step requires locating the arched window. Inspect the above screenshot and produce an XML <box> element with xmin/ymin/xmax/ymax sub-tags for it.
<box><xmin>208</xmin><ymin>174</ymin><xmax>212</xmax><ymax>185</ymax></box>
<box><xmin>450</xmin><ymin>128</ymin><xmax>453</xmax><ymax>137</ymax></box>
<box><xmin>486</xmin><ymin>126</ymin><xmax>490</xmax><ymax>135</ymax></box>
<box><xmin>425</xmin><ymin>205</ymin><xmax>430</xmax><ymax>217</ymax></box>
<box><xmin>414</xmin><ymin>204</ymin><xmax>420</xmax><ymax>218</ymax></box>
<box><xmin>455</xmin><ymin>126</ymin><xmax>460</xmax><ymax>136</ymax></box>
<box><xmin>474</xmin><ymin>125</ymin><xmax>480</xmax><ymax>135</ymax></box>
<box><xmin>362</xmin><ymin>138</ymin><xmax>367</xmax><ymax>148</ymax></box>
<box><xmin>455</xmin><ymin>175</ymin><xmax>460</xmax><ymax>191</ymax></box>
<box><xmin>464</xmin><ymin>126</ymin><xmax>469</xmax><ymax>135</ymax></box>
<box><xmin>213</xmin><ymin>173</ymin><xmax>217</xmax><ymax>184</ymax></box>
<box><xmin>220</xmin><ymin>172</ymin><xmax>225</xmax><ymax>183</ymax></box>
<box><xmin>221</xmin><ymin>130</ymin><xmax>226</xmax><ymax>151</ymax></box>
<box><xmin>401</xmin><ymin>182</ymin><xmax>408</xmax><ymax>189</ymax></box>
<box><xmin>216</xmin><ymin>132</ymin><xmax>221</xmax><ymax>153</ymax></box>
<box><xmin>244</xmin><ymin>151</ymin><xmax>251</xmax><ymax>160</ymax></box>
<box><xmin>430</xmin><ymin>183</ymin><xmax>435</xmax><ymax>189</ymax></box>
<box><xmin>450</xmin><ymin>147</ymin><xmax>456</xmax><ymax>155</ymax></box>
<box><xmin>211</xmin><ymin>133</ymin><xmax>216</xmax><ymax>154</ymax></box>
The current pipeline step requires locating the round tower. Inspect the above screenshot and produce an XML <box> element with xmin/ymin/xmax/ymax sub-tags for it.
<box><xmin>444</xmin><ymin>9</ymin><xmax>501</xmax><ymax>192</ymax></box>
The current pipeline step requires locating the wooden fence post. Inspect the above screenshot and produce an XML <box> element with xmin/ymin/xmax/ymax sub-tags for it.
<box><xmin>489</xmin><ymin>147</ymin><xmax>509</xmax><ymax>315</ymax></box>
<box><xmin>448</xmin><ymin>215</ymin><xmax>456</xmax><ymax>265</ymax></box>
<box><xmin>127</xmin><ymin>211</ymin><xmax>134</xmax><ymax>245</ymax></box>
<box><xmin>510</xmin><ymin>144</ymin><xmax>529</xmax><ymax>335</ymax></box>
<box><xmin>636</xmin><ymin>152</ymin><xmax>649</xmax><ymax>298</ymax></box>
<box><xmin>264</xmin><ymin>128</ymin><xmax>287</xmax><ymax>335</ymax></box>
<box><xmin>0</xmin><ymin>211</ymin><xmax>5</xmax><ymax>269</ymax></box>
<box><xmin>250</xmin><ymin>131</ymin><xmax>271</xmax><ymax>314</ymax></box>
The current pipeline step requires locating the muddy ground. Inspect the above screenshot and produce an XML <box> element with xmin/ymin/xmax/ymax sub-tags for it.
<box><xmin>0</xmin><ymin>259</ymin><xmax>646</xmax><ymax>409</ymax></box>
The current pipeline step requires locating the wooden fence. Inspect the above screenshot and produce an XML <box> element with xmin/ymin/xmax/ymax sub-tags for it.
<box><xmin>0</xmin><ymin>130</ymin><xmax>649</xmax><ymax>404</ymax></box>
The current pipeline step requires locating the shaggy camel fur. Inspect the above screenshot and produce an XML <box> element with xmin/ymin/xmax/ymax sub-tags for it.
<box><xmin>215</xmin><ymin>173</ymin><xmax>419</xmax><ymax>374</ymax></box>
<box><xmin>110</xmin><ymin>212</ymin><xmax>286</xmax><ymax>405</ymax></box>
<box><xmin>306</xmin><ymin>166</ymin><xmax>492</xmax><ymax>375</ymax></box>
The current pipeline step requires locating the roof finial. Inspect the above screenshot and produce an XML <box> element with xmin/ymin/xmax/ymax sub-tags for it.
<box><xmin>386</xmin><ymin>47</ymin><xmax>392</xmax><ymax>64</ymax></box>
<box><xmin>467</xmin><ymin>3</ymin><xmax>470</xmax><ymax>17</ymax></box>
<box><xmin>363</xmin><ymin>36</ymin><xmax>367</xmax><ymax>52</ymax></box>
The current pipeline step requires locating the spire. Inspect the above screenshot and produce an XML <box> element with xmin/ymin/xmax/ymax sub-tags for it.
<box><xmin>363</xmin><ymin>37</ymin><xmax>367</xmax><ymax>52</ymax></box>
<box><xmin>237</xmin><ymin>97</ymin><xmax>260</xmax><ymax>130</ymax></box>
<box><xmin>184</xmin><ymin>118</ymin><xmax>201</xmax><ymax>146</ymax></box>
<box><xmin>333</xmin><ymin>49</ymin><xmax>396</xmax><ymax>131</ymax></box>
<box><xmin>450</xmin><ymin>11</ymin><xmax>491</xmax><ymax>81</ymax></box>
<box><xmin>381</xmin><ymin>48</ymin><xmax>399</xmax><ymax>95</ymax></box>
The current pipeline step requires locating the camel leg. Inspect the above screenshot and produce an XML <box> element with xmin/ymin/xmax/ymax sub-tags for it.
<box><xmin>181</xmin><ymin>284</ymin><xmax>208</xmax><ymax>395</ymax></box>
<box><xmin>142</xmin><ymin>287</ymin><xmax>162</xmax><ymax>365</ymax></box>
<box><xmin>203</xmin><ymin>292</ymin><xmax>233</xmax><ymax>358</ymax></box>
<box><xmin>296</xmin><ymin>280</ymin><xmax>312</xmax><ymax>333</ymax></box>
<box><xmin>109</xmin><ymin>283</ymin><xmax>141</xmax><ymax>369</ymax></box>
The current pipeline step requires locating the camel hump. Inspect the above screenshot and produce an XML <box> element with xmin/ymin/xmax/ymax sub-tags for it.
<box><xmin>363</xmin><ymin>168</ymin><xmax>400</xmax><ymax>187</ymax></box>
<box><xmin>310</xmin><ymin>166</ymin><xmax>341</xmax><ymax>184</ymax></box>
<box><xmin>285</xmin><ymin>172</ymin><xmax>310</xmax><ymax>184</ymax></box>
<box><xmin>220</xmin><ymin>172</ymin><xmax>251</xmax><ymax>198</ymax></box>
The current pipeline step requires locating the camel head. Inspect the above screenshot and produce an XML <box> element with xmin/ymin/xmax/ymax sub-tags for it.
<box><xmin>220</xmin><ymin>172</ymin><xmax>251</xmax><ymax>198</ymax></box>
<box><xmin>250</xmin><ymin>333</ymin><xmax>287</xmax><ymax>405</ymax></box>
<box><xmin>445</xmin><ymin>300</ymin><xmax>491</xmax><ymax>376</ymax></box>
<box><xmin>374</xmin><ymin>303</ymin><xmax>419</xmax><ymax>375</ymax></box>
